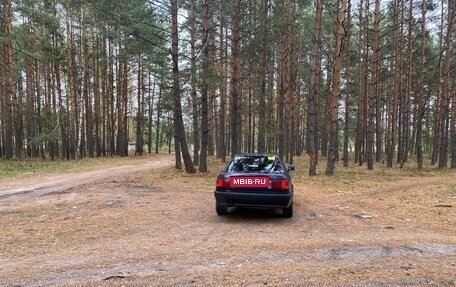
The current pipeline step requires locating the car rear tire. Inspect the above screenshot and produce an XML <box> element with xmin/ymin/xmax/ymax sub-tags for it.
<box><xmin>282</xmin><ymin>201</ymin><xmax>293</xmax><ymax>218</ymax></box>
<box><xmin>216</xmin><ymin>202</ymin><xmax>228</xmax><ymax>216</ymax></box>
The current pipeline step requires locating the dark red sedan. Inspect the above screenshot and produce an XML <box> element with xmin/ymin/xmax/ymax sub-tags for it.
<box><xmin>214</xmin><ymin>153</ymin><xmax>295</xmax><ymax>218</ymax></box>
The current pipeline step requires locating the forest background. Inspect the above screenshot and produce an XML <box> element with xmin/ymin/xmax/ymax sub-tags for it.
<box><xmin>0</xmin><ymin>0</ymin><xmax>454</xmax><ymax>176</ymax></box>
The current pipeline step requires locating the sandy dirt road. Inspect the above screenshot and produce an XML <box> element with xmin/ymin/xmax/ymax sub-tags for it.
<box><xmin>0</xmin><ymin>155</ymin><xmax>455</xmax><ymax>287</ymax></box>
<box><xmin>0</xmin><ymin>154</ymin><xmax>175</xmax><ymax>212</ymax></box>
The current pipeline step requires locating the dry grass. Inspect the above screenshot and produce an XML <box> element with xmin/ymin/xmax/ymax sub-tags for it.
<box><xmin>0</xmin><ymin>153</ymin><xmax>158</xmax><ymax>180</ymax></box>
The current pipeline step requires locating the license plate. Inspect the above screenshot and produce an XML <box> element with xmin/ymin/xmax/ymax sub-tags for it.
<box><xmin>230</xmin><ymin>177</ymin><xmax>270</xmax><ymax>188</ymax></box>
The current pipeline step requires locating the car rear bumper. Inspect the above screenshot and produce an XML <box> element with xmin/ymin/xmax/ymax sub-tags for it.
<box><xmin>214</xmin><ymin>190</ymin><xmax>293</xmax><ymax>208</ymax></box>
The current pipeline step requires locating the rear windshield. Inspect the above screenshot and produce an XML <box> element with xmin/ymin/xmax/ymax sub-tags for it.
<box><xmin>226</xmin><ymin>155</ymin><xmax>284</xmax><ymax>173</ymax></box>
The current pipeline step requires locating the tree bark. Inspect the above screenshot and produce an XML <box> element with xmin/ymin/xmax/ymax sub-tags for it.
<box><xmin>257</xmin><ymin>0</ymin><xmax>268</xmax><ymax>153</ymax></box>
<box><xmin>277</xmin><ymin>0</ymin><xmax>289</xmax><ymax>160</ymax></box>
<box><xmin>155</xmin><ymin>85</ymin><xmax>162</xmax><ymax>155</ymax></box>
<box><xmin>0</xmin><ymin>0</ymin><xmax>14</xmax><ymax>159</ymax></box>
<box><xmin>431</xmin><ymin>2</ymin><xmax>445</xmax><ymax>166</ymax></box>
<box><xmin>147</xmin><ymin>73</ymin><xmax>155</xmax><ymax>154</ymax></box>
<box><xmin>93</xmin><ymin>36</ymin><xmax>101</xmax><ymax>157</ymax></box>
<box><xmin>230</xmin><ymin>0</ymin><xmax>241</xmax><ymax>157</ymax></box>
<box><xmin>307</xmin><ymin>0</ymin><xmax>323</xmax><ymax>176</ymax></box>
<box><xmin>450</xmin><ymin>76</ymin><xmax>456</xmax><ymax>168</ymax></box>
<box><xmin>66</xmin><ymin>13</ymin><xmax>79</xmax><ymax>159</ymax></box>
<box><xmin>355</xmin><ymin>0</ymin><xmax>367</xmax><ymax>166</ymax></box>
<box><xmin>326</xmin><ymin>0</ymin><xmax>349</xmax><ymax>176</ymax></box>
<box><xmin>199</xmin><ymin>0</ymin><xmax>212</xmax><ymax>172</ymax></box>
<box><xmin>171</xmin><ymin>0</ymin><xmax>196</xmax><ymax>173</ymax></box>
<box><xmin>82</xmin><ymin>27</ymin><xmax>94</xmax><ymax>158</ymax></box>
<box><xmin>189</xmin><ymin>0</ymin><xmax>199</xmax><ymax>166</ymax></box>
<box><xmin>136</xmin><ymin>57</ymin><xmax>144</xmax><ymax>156</ymax></box>
<box><xmin>438</xmin><ymin>0</ymin><xmax>454</xmax><ymax>169</ymax></box>
<box><xmin>386</xmin><ymin>0</ymin><xmax>400</xmax><ymax>168</ymax></box>
<box><xmin>367</xmin><ymin>0</ymin><xmax>380</xmax><ymax>170</ymax></box>
<box><xmin>399</xmin><ymin>0</ymin><xmax>413</xmax><ymax>168</ymax></box>
<box><xmin>416</xmin><ymin>0</ymin><xmax>427</xmax><ymax>170</ymax></box>
<box><xmin>218</xmin><ymin>1</ymin><xmax>227</xmax><ymax>162</ymax></box>
<box><xmin>343</xmin><ymin>0</ymin><xmax>352</xmax><ymax>168</ymax></box>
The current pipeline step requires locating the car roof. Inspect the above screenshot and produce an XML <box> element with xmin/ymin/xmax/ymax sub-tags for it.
<box><xmin>232</xmin><ymin>153</ymin><xmax>279</xmax><ymax>158</ymax></box>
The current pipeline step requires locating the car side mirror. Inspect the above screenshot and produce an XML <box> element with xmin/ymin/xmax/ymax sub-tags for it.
<box><xmin>287</xmin><ymin>165</ymin><xmax>295</xmax><ymax>172</ymax></box>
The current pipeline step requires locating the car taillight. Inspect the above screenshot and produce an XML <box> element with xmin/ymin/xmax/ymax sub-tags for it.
<box><xmin>216</xmin><ymin>177</ymin><xmax>230</xmax><ymax>188</ymax></box>
<box><xmin>271</xmin><ymin>179</ymin><xmax>289</xmax><ymax>190</ymax></box>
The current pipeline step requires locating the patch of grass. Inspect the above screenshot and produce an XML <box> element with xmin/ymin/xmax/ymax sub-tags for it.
<box><xmin>291</xmin><ymin>155</ymin><xmax>456</xmax><ymax>192</ymax></box>
<box><xmin>23</xmin><ymin>211</ymin><xmax>40</xmax><ymax>219</ymax></box>
<box><xmin>398</xmin><ymin>194</ymin><xmax>410</xmax><ymax>202</ymax></box>
<box><xmin>0</xmin><ymin>154</ymin><xmax>157</xmax><ymax>180</ymax></box>
<box><xmin>3</xmin><ymin>153</ymin><xmax>456</xmax><ymax>195</ymax></box>
<box><xmin>142</xmin><ymin>156</ymin><xmax>226</xmax><ymax>190</ymax></box>
<box><xmin>173</xmin><ymin>154</ymin><xmax>456</xmax><ymax>193</ymax></box>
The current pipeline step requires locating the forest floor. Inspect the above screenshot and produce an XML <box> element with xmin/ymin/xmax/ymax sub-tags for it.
<box><xmin>0</xmin><ymin>153</ymin><xmax>455</xmax><ymax>287</ymax></box>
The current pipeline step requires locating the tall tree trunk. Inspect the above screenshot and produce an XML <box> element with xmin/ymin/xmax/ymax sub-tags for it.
<box><xmin>171</xmin><ymin>0</ymin><xmax>196</xmax><ymax>173</ymax></box>
<box><xmin>386</xmin><ymin>0</ymin><xmax>400</xmax><ymax>167</ymax></box>
<box><xmin>108</xmin><ymin>40</ymin><xmax>116</xmax><ymax>156</ymax></box>
<box><xmin>447</xmin><ymin>1</ymin><xmax>455</xmax><ymax>166</ymax></box>
<box><xmin>0</xmin><ymin>0</ymin><xmax>14</xmax><ymax>159</ymax></box>
<box><xmin>36</xmin><ymin>62</ymin><xmax>45</xmax><ymax>159</ymax></box>
<box><xmin>247</xmin><ymin>0</ymin><xmax>254</xmax><ymax>154</ymax></box>
<box><xmin>66</xmin><ymin>13</ymin><xmax>78</xmax><ymax>159</ymax></box>
<box><xmin>416</xmin><ymin>0</ymin><xmax>427</xmax><ymax>170</ymax></box>
<box><xmin>438</xmin><ymin>0</ymin><xmax>454</xmax><ymax>169</ymax></box>
<box><xmin>431</xmin><ymin>2</ymin><xmax>445</xmax><ymax>165</ymax></box>
<box><xmin>199</xmin><ymin>0</ymin><xmax>212</xmax><ymax>172</ymax></box>
<box><xmin>343</xmin><ymin>0</ymin><xmax>352</xmax><ymax>168</ymax></box>
<box><xmin>321</xmin><ymin>63</ymin><xmax>331</xmax><ymax>158</ymax></box>
<box><xmin>257</xmin><ymin>0</ymin><xmax>268</xmax><ymax>153</ymax></box>
<box><xmin>155</xmin><ymin>84</ymin><xmax>162</xmax><ymax>155</ymax></box>
<box><xmin>136</xmin><ymin>57</ymin><xmax>144</xmax><ymax>156</ymax></box>
<box><xmin>399</xmin><ymin>0</ymin><xmax>413</xmax><ymax>168</ymax></box>
<box><xmin>47</xmin><ymin>23</ymin><xmax>57</xmax><ymax>160</ymax></box>
<box><xmin>288</xmin><ymin>1</ymin><xmax>299</xmax><ymax>164</ymax></box>
<box><xmin>208</xmin><ymin>30</ymin><xmax>216</xmax><ymax>158</ymax></box>
<box><xmin>147</xmin><ymin>73</ymin><xmax>155</xmax><ymax>154</ymax></box>
<box><xmin>355</xmin><ymin>0</ymin><xmax>367</xmax><ymax>166</ymax></box>
<box><xmin>230</xmin><ymin>0</ymin><xmax>241</xmax><ymax>157</ymax></box>
<box><xmin>278</xmin><ymin>0</ymin><xmax>290</xmax><ymax>160</ymax></box>
<box><xmin>218</xmin><ymin>1</ymin><xmax>227</xmax><ymax>162</ymax></box>
<box><xmin>374</xmin><ymin>0</ymin><xmax>383</xmax><ymax>164</ymax></box>
<box><xmin>367</xmin><ymin>0</ymin><xmax>380</xmax><ymax>170</ymax></box>
<box><xmin>93</xmin><ymin>37</ymin><xmax>101</xmax><ymax>157</ymax></box>
<box><xmin>101</xmin><ymin>36</ymin><xmax>108</xmax><ymax>156</ymax></box>
<box><xmin>82</xmin><ymin>28</ymin><xmax>94</xmax><ymax>158</ymax></box>
<box><xmin>307</xmin><ymin>0</ymin><xmax>323</xmax><ymax>176</ymax></box>
<box><xmin>55</xmin><ymin>33</ymin><xmax>67</xmax><ymax>159</ymax></box>
<box><xmin>267</xmin><ymin>48</ymin><xmax>276</xmax><ymax>153</ymax></box>
<box><xmin>116</xmin><ymin>48</ymin><xmax>128</xmax><ymax>157</ymax></box>
<box><xmin>25</xmin><ymin>19</ymin><xmax>36</xmax><ymax>158</ymax></box>
<box><xmin>190</xmin><ymin>0</ymin><xmax>199</xmax><ymax>166</ymax></box>
<box><xmin>450</xmin><ymin>79</ymin><xmax>456</xmax><ymax>168</ymax></box>
<box><xmin>208</xmin><ymin>83</ymin><xmax>216</xmax><ymax>157</ymax></box>
<box><xmin>326</xmin><ymin>0</ymin><xmax>349</xmax><ymax>176</ymax></box>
